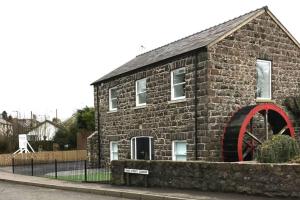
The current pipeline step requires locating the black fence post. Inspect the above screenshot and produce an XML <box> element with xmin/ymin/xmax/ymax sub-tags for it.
<box><xmin>12</xmin><ymin>158</ymin><xmax>14</xmax><ymax>174</ymax></box>
<box><xmin>31</xmin><ymin>158</ymin><xmax>34</xmax><ymax>176</ymax></box>
<box><xmin>84</xmin><ymin>160</ymin><xmax>87</xmax><ymax>182</ymax></box>
<box><xmin>55</xmin><ymin>159</ymin><xmax>57</xmax><ymax>179</ymax></box>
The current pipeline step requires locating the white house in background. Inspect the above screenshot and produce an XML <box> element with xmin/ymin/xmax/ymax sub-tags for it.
<box><xmin>26</xmin><ymin>120</ymin><xmax>61</xmax><ymax>141</ymax></box>
<box><xmin>0</xmin><ymin>119</ymin><xmax>13</xmax><ymax>136</ymax></box>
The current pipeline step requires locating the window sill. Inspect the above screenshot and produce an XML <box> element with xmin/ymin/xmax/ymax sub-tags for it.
<box><xmin>256</xmin><ymin>99</ymin><xmax>275</xmax><ymax>103</ymax></box>
<box><xmin>107</xmin><ymin>110</ymin><xmax>117</xmax><ymax>113</ymax></box>
<box><xmin>133</xmin><ymin>105</ymin><xmax>147</xmax><ymax>110</ymax></box>
<box><xmin>168</xmin><ymin>98</ymin><xmax>187</xmax><ymax>104</ymax></box>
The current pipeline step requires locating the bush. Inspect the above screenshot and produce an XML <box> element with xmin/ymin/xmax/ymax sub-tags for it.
<box><xmin>290</xmin><ymin>156</ymin><xmax>300</xmax><ymax>163</ymax></box>
<box><xmin>0</xmin><ymin>135</ymin><xmax>14</xmax><ymax>153</ymax></box>
<box><xmin>30</xmin><ymin>141</ymin><xmax>54</xmax><ymax>151</ymax></box>
<box><xmin>285</xmin><ymin>96</ymin><xmax>300</xmax><ymax>116</ymax></box>
<box><xmin>256</xmin><ymin>135</ymin><xmax>299</xmax><ymax>163</ymax></box>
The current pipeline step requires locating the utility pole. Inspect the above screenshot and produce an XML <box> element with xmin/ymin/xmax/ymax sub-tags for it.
<box><xmin>30</xmin><ymin>111</ymin><xmax>33</xmax><ymax>128</ymax></box>
<box><xmin>13</xmin><ymin>111</ymin><xmax>19</xmax><ymax>135</ymax></box>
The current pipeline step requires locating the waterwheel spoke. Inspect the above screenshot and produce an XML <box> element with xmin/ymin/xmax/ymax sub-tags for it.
<box><xmin>243</xmin><ymin>139</ymin><xmax>251</xmax><ymax>147</ymax></box>
<box><xmin>277</xmin><ymin>125</ymin><xmax>288</xmax><ymax>135</ymax></box>
<box><xmin>243</xmin><ymin>139</ymin><xmax>254</xmax><ymax>148</ymax></box>
<box><xmin>242</xmin><ymin>137</ymin><xmax>258</xmax><ymax>159</ymax></box>
<box><xmin>265</xmin><ymin>110</ymin><xmax>269</xmax><ymax>140</ymax></box>
<box><xmin>245</xmin><ymin>131</ymin><xmax>262</xmax><ymax>144</ymax></box>
<box><xmin>243</xmin><ymin>147</ymin><xmax>253</xmax><ymax>159</ymax></box>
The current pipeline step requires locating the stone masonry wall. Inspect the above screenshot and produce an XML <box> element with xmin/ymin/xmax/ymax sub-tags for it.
<box><xmin>207</xmin><ymin>13</ymin><xmax>300</xmax><ymax>160</ymax></box>
<box><xmin>94</xmin><ymin>51</ymin><xmax>208</xmax><ymax>164</ymax></box>
<box><xmin>112</xmin><ymin>160</ymin><xmax>300</xmax><ymax>198</ymax></box>
<box><xmin>89</xmin><ymin>12</ymin><xmax>300</xmax><ymax>164</ymax></box>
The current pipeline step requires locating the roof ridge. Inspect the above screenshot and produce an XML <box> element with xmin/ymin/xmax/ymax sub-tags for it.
<box><xmin>136</xmin><ymin>6</ymin><xmax>267</xmax><ymax>58</ymax></box>
<box><xmin>92</xmin><ymin>6</ymin><xmax>271</xmax><ymax>85</ymax></box>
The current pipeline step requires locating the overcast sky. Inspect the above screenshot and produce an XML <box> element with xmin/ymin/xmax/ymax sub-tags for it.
<box><xmin>0</xmin><ymin>0</ymin><xmax>299</xmax><ymax>121</ymax></box>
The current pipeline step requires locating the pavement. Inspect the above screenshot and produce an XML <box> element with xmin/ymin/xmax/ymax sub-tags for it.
<box><xmin>0</xmin><ymin>181</ymin><xmax>130</xmax><ymax>200</ymax></box>
<box><xmin>0</xmin><ymin>168</ymin><xmax>290</xmax><ymax>200</ymax></box>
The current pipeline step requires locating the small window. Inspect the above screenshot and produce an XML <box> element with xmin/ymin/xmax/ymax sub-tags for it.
<box><xmin>172</xmin><ymin>141</ymin><xmax>187</xmax><ymax>161</ymax></box>
<box><xmin>109</xmin><ymin>87</ymin><xmax>117</xmax><ymax>111</ymax></box>
<box><xmin>110</xmin><ymin>141</ymin><xmax>118</xmax><ymax>161</ymax></box>
<box><xmin>256</xmin><ymin>60</ymin><xmax>271</xmax><ymax>100</ymax></box>
<box><xmin>136</xmin><ymin>78</ymin><xmax>147</xmax><ymax>106</ymax></box>
<box><xmin>131</xmin><ymin>137</ymin><xmax>154</xmax><ymax>160</ymax></box>
<box><xmin>171</xmin><ymin>68</ymin><xmax>185</xmax><ymax>100</ymax></box>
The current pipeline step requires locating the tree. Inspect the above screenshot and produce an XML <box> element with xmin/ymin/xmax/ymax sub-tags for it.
<box><xmin>53</xmin><ymin>129</ymin><xmax>69</xmax><ymax>149</ymax></box>
<box><xmin>53</xmin><ymin>107</ymin><xmax>95</xmax><ymax>150</ymax></box>
<box><xmin>1</xmin><ymin>111</ymin><xmax>8</xmax><ymax>120</ymax></box>
<box><xmin>77</xmin><ymin>107</ymin><xmax>95</xmax><ymax>131</ymax></box>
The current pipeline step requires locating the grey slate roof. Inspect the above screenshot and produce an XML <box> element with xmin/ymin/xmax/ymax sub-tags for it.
<box><xmin>92</xmin><ymin>7</ymin><xmax>266</xmax><ymax>85</ymax></box>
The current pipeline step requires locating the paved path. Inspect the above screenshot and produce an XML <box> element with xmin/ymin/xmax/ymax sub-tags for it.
<box><xmin>0</xmin><ymin>170</ymin><xmax>293</xmax><ymax>200</ymax></box>
<box><xmin>0</xmin><ymin>181</ymin><xmax>129</xmax><ymax>200</ymax></box>
<box><xmin>11</xmin><ymin>161</ymin><xmax>86</xmax><ymax>176</ymax></box>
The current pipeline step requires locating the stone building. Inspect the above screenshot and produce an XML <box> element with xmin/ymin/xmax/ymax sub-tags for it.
<box><xmin>89</xmin><ymin>6</ymin><xmax>300</xmax><ymax>166</ymax></box>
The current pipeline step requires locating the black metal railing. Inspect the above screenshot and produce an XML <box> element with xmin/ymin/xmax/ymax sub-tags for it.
<box><xmin>12</xmin><ymin>158</ymin><xmax>111</xmax><ymax>183</ymax></box>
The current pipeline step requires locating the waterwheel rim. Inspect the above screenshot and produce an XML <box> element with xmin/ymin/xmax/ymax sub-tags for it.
<box><xmin>222</xmin><ymin>103</ymin><xmax>295</xmax><ymax>162</ymax></box>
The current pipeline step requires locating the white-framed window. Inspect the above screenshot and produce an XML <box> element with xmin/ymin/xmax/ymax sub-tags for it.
<box><xmin>109</xmin><ymin>87</ymin><xmax>117</xmax><ymax>111</ymax></box>
<box><xmin>171</xmin><ymin>68</ymin><xmax>186</xmax><ymax>100</ymax></box>
<box><xmin>131</xmin><ymin>136</ymin><xmax>154</xmax><ymax>160</ymax></box>
<box><xmin>136</xmin><ymin>78</ymin><xmax>147</xmax><ymax>106</ymax></box>
<box><xmin>256</xmin><ymin>60</ymin><xmax>272</xmax><ymax>100</ymax></box>
<box><xmin>172</xmin><ymin>141</ymin><xmax>187</xmax><ymax>161</ymax></box>
<box><xmin>110</xmin><ymin>141</ymin><xmax>118</xmax><ymax>161</ymax></box>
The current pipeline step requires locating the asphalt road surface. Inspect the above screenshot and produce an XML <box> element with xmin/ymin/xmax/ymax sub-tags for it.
<box><xmin>0</xmin><ymin>181</ymin><xmax>129</xmax><ymax>200</ymax></box>
<box><xmin>13</xmin><ymin>161</ymin><xmax>86</xmax><ymax>177</ymax></box>
<box><xmin>0</xmin><ymin>180</ymin><xmax>294</xmax><ymax>200</ymax></box>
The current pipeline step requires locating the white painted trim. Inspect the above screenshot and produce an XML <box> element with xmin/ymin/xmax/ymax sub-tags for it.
<box><xmin>136</xmin><ymin>78</ymin><xmax>147</xmax><ymax>107</ymax></box>
<box><xmin>172</xmin><ymin>140</ymin><xmax>187</xmax><ymax>161</ymax></box>
<box><xmin>131</xmin><ymin>138</ymin><xmax>134</xmax><ymax>159</ymax></box>
<box><xmin>256</xmin><ymin>59</ymin><xmax>272</xmax><ymax>100</ymax></box>
<box><xmin>130</xmin><ymin>136</ymin><xmax>153</xmax><ymax>160</ymax></box>
<box><xmin>109</xmin><ymin>87</ymin><xmax>117</xmax><ymax>111</ymax></box>
<box><xmin>110</xmin><ymin>141</ymin><xmax>118</xmax><ymax>161</ymax></box>
<box><xmin>171</xmin><ymin>68</ymin><xmax>186</xmax><ymax>101</ymax></box>
<box><xmin>149</xmin><ymin>137</ymin><xmax>152</xmax><ymax>160</ymax></box>
<box><xmin>167</xmin><ymin>98</ymin><xmax>187</xmax><ymax>104</ymax></box>
<box><xmin>134</xmin><ymin>138</ymin><xmax>137</xmax><ymax>160</ymax></box>
<box><xmin>172</xmin><ymin>141</ymin><xmax>175</xmax><ymax>161</ymax></box>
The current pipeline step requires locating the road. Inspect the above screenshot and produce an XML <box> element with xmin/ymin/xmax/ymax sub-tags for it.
<box><xmin>0</xmin><ymin>181</ymin><xmax>129</xmax><ymax>200</ymax></box>
<box><xmin>0</xmin><ymin>180</ymin><xmax>293</xmax><ymax>200</ymax></box>
<box><xmin>12</xmin><ymin>161</ymin><xmax>86</xmax><ymax>177</ymax></box>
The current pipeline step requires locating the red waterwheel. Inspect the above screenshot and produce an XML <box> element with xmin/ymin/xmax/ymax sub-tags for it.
<box><xmin>222</xmin><ymin>103</ymin><xmax>295</xmax><ymax>162</ymax></box>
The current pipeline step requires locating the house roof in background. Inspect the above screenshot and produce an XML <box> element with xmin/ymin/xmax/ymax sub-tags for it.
<box><xmin>92</xmin><ymin>6</ymin><xmax>269</xmax><ymax>85</ymax></box>
<box><xmin>25</xmin><ymin>120</ymin><xmax>62</xmax><ymax>134</ymax></box>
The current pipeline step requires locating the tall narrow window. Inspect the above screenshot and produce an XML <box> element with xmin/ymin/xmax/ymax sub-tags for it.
<box><xmin>136</xmin><ymin>78</ymin><xmax>147</xmax><ymax>106</ymax></box>
<box><xmin>171</xmin><ymin>68</ymin><xmax>186</xmax><ymax>100</ymax></box>
<box><xmin>131</xmin><ymin>137</ymin><xmax>154</xmax><ymax>160</ymax></box>
<box><xmin>172</xmin><ymin>141</ymin><xmax>187</xmax><ymax>161</ymax></box>
<box><xmin>256</xmin><ymin>60</ymin><xmax>271</xmax><ymax>100</ymax></box>
<box><xmin>110</xmin><ymin>141</ymin><xmax>118</xmax><ymax>161</ymax></box>
<box><xmin>109</xmin><ymin>87</ymin><xmax>117</xmax><ymax>111</ymax></box>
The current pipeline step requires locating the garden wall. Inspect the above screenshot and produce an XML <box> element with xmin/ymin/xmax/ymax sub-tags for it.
<box><xmin>112</xmin><ymin>160</ymin><xmax>300</xmax><ymax>198</ymax></box>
